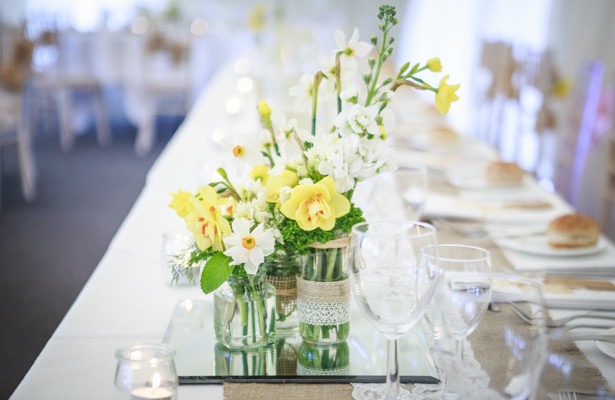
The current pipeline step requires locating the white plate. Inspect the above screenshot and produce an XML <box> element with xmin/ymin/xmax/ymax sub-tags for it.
<box><xmin>595</xmin><ymin>327</ymin><xmax>615</xmax><ymax>358</ymax></box>
<box><xmin>445</xmin><ymin>165</ymin><xmax>528</xmax><ymax>191</ymax></box>
<box><xmin>405</xmin><ymin>133</ymin><xmax>478</xmax><ymax>154</ymax></box>
<box><xmin>497</xmin><ymin>236</ymin><xmax>607</xmax><ymax>257</ymax></box>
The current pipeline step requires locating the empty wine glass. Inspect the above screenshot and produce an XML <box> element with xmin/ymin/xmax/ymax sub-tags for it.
<box><xmin>421</xmin><ymin>244</ymin><xmax>492</xmax><ymax>397</ymax></box>
<box><xmin>349</xmin><ymin>221</ymin><xmax>440</xmax><ymax>399</ymax></box>
<box><xmin>394</xmin><ymin>165</ymin><xmax>428</xmax><ymax>220</ymax></box>
<box><xmin>438</xmin><ymin>273</ymin><xmax>548</xmax><ymax>399</ymax></box>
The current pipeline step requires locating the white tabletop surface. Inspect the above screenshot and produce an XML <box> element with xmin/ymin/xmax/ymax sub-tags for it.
<box><xmin>11</xmin><ymin>56</ymin><xmax>615</xmax><ymax>399</ymax></box>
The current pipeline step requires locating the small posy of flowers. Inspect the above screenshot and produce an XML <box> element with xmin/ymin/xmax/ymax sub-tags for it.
<box><xmin>168</xmin><ymin>4</ymin><xmax>459</xmax><ymax>293</ymax></box>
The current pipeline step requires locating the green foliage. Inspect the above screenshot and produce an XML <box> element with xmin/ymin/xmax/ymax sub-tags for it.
<box><xmin>278</xmin><ymin>204</ymin><xmax>364</xmax><ymax>255</ymax></box>
<box><xmin>200</xmin><ymin>252</ymin><xmax>234</xmax><ymax>294</ymax></box>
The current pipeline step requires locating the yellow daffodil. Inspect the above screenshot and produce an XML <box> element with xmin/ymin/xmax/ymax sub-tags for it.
<box><xmin>184</xmin><ymin>186</ymin><xmax>231</xmax><ymax>252</ymax></box>
<box><xmin>168</xmin><ymin>189</ymin><xmax>194</xmax><ymax>218</ymax></box>
<box><xmin>280</xmin><ymin>176</ymin><xmax>350</xmax><ymax>231</ymax></box>
<box><xmin>265</xmin><ymin>170</ymin><xmax>299</xmax><ymax>204</ymax></box>
<box><xmin>427</xmin><ymin>58</ymin><xmax>442</xmax><ymax>72</ymax></box>
<box><xmin>435</xmin><ymin>75</ymin><xmax>460</xmax><ymax>115</ymax></box>
<box><xmin>249</xmin><ymin>164</ymin><xmax>270</xmax><ymax>184</ymax></box>
<box><xmin>218</xmin><ymin>195</ymin><xmax>237</xmax><ymax>217</ymax></box>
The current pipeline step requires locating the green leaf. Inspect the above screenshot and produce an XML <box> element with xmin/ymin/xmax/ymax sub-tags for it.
<box><xmin>200</xmin><ymin>252</ymin><xmax>234</xmax><ymax>294</ymax></box>
<box><xmin>410</xmin><ymin>62</ymin><xmax>420</xmax><ymax>74</ymax></box>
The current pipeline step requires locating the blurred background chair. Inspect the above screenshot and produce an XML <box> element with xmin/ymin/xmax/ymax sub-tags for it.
<box><xmin>553</xmin><ymin>59</ymin><xmax>605</xmax><ymax>207</ymax></box>
<box><xmin>0</xmin><ymin>22</ymin><xmax>37</xmax><ymax>208</ymax></box>
<box><xmin>124</xmin><ymin>20</ymin><xmax>194</xmax><ymax>156</ymax></box>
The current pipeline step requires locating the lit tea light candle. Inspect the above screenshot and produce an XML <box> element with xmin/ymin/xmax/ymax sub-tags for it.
<box><xmin>130</xmin><ymin>373</ymin><xmax>173</xmax><ymax>400</ymax></box>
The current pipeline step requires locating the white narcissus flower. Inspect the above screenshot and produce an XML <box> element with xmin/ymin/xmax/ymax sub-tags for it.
<box><xmin>333</xmin><ymin>28</ymin><xmax>372</xmax><ymax>60</ymax></box>
<box><xmin>288</xmin><ymin>73</ymin><xmax>331</xmax><ymax>112</ymax></box>
<box><xmin>335</xmin><ymin>103</ymin><xmax>380</xmax><ymax>137</ymax></box>
<box><xmin>229</xmin><ymin>129</ymin><xmax>267</xmax><ymax>174</ymax></box>
<box><xmin>223</xmin><ymin>218</ymin><xmax>275</xmax><ymax>274</ymax></box>
<box><xmin>270</xmin><ymin>110</ymin><xmax>303</xmax><ymax>160</ymax></box>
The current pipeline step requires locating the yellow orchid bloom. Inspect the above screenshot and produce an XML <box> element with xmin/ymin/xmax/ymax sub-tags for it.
<box><xmin>280</xmin><ymin>176</ymin><xmax>350</xmax><ymax>231</ymax></box>
<box><xmin>168</xmin><ymin>189</ymin><xmax>194</xmax><ymax>218</ymax></box>
<box><xmin>265</xmin><ymin>170</ymin><xmax>299</xmax><ymax>204</ymax></box>
<box><xmin>427</xmin><ymin>58</ymin><xmax>442</xmax><ymax>72</ymax></box>
<box><xmin>249</xmin><ymin>164</ymin><xmax>270</xmax><ymax>184</ymax></box>
<box><xmin>184</xmin><ymin>186</ymin><xmax>231</xmax><ymax>252</ymax></box>
<box><xmin>435</xmin><ymin>74</ymin><xmax>460</xmax><ymax>115</ymax></box>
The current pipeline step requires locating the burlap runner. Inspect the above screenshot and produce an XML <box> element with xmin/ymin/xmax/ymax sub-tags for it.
<box><xmin>223</xmin><ymin>382</ymin><xmax>354</xmax><ymax>399</ymax></box>
<box><xmin>431</xmin><ymin>177</ymin><xmax>612</xmax><ymax>395</ymax></box>
<box><xmin>223</xmin><ymin>177</ymin><xmax>612</xmax><ymax>398</ymax></box>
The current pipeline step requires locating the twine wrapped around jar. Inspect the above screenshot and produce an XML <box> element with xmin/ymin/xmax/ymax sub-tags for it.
<box><xmin>266</xmin><ymin>274</ymin><xmax>297</xmax><ymax>317</ymax></box>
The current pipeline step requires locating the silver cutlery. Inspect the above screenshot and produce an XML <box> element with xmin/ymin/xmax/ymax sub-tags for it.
<box><xmin>509</xmin><ymin>302</ymin><xmax>615</xmax><ymax>328</ymax></box>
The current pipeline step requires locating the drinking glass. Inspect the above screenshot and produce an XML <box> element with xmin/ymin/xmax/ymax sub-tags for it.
<box><xmin>394</xmin><ymin>165</ymin><xmax>428</xmax><ymax>220</ymax></box>
<box><xmin>423</xmin><ymin>244</ymin><xmax>492</xmax><ymax>359</ymax></box>
<box><xmin>437</xmin><ymin>273</ymin><xmax>548</xmax><ymax>399</ymax></box>
<box><xmin>349</xmin><ymin>221</ymin><xmax>440</xmax><ymax>399</ymax></box>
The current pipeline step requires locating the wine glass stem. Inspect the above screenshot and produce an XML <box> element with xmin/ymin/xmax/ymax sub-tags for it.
<box><xmin>385</xmin><ymin>339</ymin><xmax>401</xmax><ymax>400</ymax></box>
<box><xmin>455</xmin><ymin>338</ymin><xmax>464</xmax><ymax>361</ymax></box>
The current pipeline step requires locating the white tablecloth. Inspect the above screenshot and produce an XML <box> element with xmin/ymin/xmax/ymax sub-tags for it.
<box><xmin>11</xmin><ymin>57</ymin><xmax>615</xmax><ymax>399</ymax></box>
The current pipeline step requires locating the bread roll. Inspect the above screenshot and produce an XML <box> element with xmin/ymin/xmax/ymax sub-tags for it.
<box><xmin>485</xmin><ymin>161</ymin><xmax>525</xmax><ymax>184</ymax></box>
<box><xmin>546</xmin><ymin>214</ymin><xmax>600</xmax><ymax>248</ymax></box>
<box><xmin>428</xmin><ymin>126</ymin><xmax>459</xmax><ymax>145</ymax></box>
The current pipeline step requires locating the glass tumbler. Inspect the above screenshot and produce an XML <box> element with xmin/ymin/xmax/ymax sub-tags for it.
<box><xmin>114</xmin><ymin>343</ymin><xmax>178</xmax><ymax>400</ymax></box>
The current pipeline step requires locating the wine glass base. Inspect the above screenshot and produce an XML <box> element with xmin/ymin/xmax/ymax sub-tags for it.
<box><xmin>351</xmin><ymin>383</ymin><xmax>414</xmax><ymax>400</ymax></box>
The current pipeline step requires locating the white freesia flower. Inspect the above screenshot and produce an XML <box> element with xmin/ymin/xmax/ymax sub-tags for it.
<box><xmin>335</xmin><ymin>103</ymin><xmax>380</xmax><ymax>137</ymax></box>
<box><xmin>223</xmin><ymin>219</ymin><xmax>275</xmax><ymax>274</ymax></box>
<box><xmin>355</xmin><ymin>135</ymin><xmax>397</xmax><ymax>180</ymax></box>
<box><xmin>340</xmin><ymin>84</ymin><xmax>360</xmax><ymax>104</ymax></box>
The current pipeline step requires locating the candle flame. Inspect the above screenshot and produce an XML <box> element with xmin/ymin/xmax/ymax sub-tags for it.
<box><xmin>152</xmin><ymin>372</ymin><xmax>161</xmax><ymax>389</ymax></box>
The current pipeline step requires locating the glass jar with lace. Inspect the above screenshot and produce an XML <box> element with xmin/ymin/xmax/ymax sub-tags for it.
<box><xmin>297</xmin><ymin>340</ymin><xmax>350</xmax><ymax>376</ymax></box>
<box><xmin>296</xmin><ymin>238</ymin><xmax>350</xmax><ymax>344</ymax></box>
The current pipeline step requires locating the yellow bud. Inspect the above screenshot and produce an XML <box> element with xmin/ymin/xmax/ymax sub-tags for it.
<box><xmin>257</xmin><ymin>99</ymin><xmax>271</xmax><ymax>118</ymax></box>
<box><xmin>427</xmin><ymin>58</ymin><xmax>442</xmax><ymax>72</ymax></box>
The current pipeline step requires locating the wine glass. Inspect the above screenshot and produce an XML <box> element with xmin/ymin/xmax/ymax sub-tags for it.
<box><xmin>421</xmin><ymin>244</ymin><xmax>492</xmax><ymax>397</ymax></box>
<box><xmin>439</xmin><ymin>273</ymin><xmax>548</xmax><ymax>399</ymax></box>
<box><xmin>394</xmin><ymin>165</ymin><xmax>428</xmax><ymax>220</ymax></box>
<box><xmin>349</xmin><ymin>221</ymin><xmax>440</xmax><ymax>399</ymax></box>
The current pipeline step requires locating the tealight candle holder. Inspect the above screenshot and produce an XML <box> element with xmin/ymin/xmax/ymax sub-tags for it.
<box><xmin>114</xmin><ymin>343</ymin><xmax>178</xmax><ymax>400</ymax></box>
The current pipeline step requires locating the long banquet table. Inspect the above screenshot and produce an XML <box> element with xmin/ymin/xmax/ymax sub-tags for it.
<box><xmin>11</xmin><ymin>55</ymin><xmax>615</xmax><ymax>399</ymax></box>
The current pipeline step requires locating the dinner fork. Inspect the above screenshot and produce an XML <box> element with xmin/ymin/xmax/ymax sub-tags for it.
<box><xmin>509</xmin><ymin>302</ymin><xmax>615</xmax><ymax>328</ymax></box>
<box><xmin>558</xmin><ymin>391</ymin><xmax>578</xmax><ymax>400</ymax></box>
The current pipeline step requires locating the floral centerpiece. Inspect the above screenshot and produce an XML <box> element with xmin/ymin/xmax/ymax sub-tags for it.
<box><xmin>168</xmin><ymin>4</ymin><xmax>458</xmax><ymax>347</ymax></box>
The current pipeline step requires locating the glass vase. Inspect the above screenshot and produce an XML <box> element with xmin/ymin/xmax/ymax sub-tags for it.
<box><xmin>264</xmin><ymin>253</ymin><xmax>300</xmax><ymax>335</ymax></box>
<box><xmin>297</xmin><ymin>240</ymin><xmax>351</xmax><ymax>344</ymax></box>
<box><xmin>160</xmin><ymin>233</ymin><xmax>201</xmax><ymax>286</ymax></box>
<box><xmin>213</xmin><ymin>271</ymin><xmax>277</xmax><ymax>349</ymax></box>
<box><xmin>297</xmin><ymin>340</ymin><xmax>350</xmax><ymax>376</ymax></box>
<box><xmin>213</xmin><ymin>342</ymin><xmax>277</xmax><ymax>377</ymax></box>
